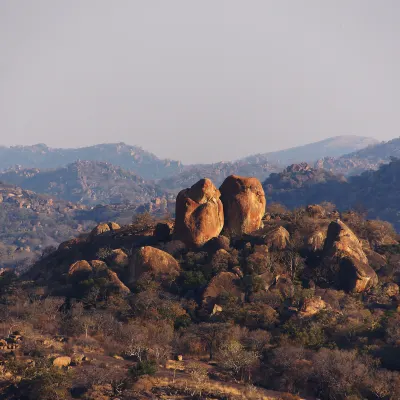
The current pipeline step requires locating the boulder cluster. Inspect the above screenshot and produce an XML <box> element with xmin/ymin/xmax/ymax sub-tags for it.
<box><xmin>174</xmin><ymin>175</ymin><xmax>266</xmax><ymax>247</ymax></box>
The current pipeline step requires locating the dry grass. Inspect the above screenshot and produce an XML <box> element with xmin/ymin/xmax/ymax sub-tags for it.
<box><xmin>140</xmin><ymin>375</ymin><xmax>296</xmax><ymax>400</ymax></box>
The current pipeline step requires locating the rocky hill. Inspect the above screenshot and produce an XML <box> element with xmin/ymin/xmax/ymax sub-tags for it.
<box><xmin>0</xmin><ymin>143</ymin><xmax>183</xmax><ymax>180</ymax></box>
<box><xmin>242</xmin><ymin>135</ymin><xmax>378</xmax><ymax>166</ymax></box>
<box><xmin>0</xmin><ymin>161</ymin><xmax>171</xmax><ymax>206</ymax></box>
<box><xmin>2</xmin><ymin>175</ymin><xmax>400</xmax><ymax>399</ymax></box>
<box><xmin>264</xmin><ymin>158</ymin><xmax>400</xmax><ymax>231</ymax></box>
<box><xmin>316</xmin><ymin>137</ymin><xmax>400</xmax><ymax>175</ymax></box>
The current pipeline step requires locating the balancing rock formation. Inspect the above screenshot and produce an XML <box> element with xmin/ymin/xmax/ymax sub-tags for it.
<box><xmin>219</xmin><ymin>175</ymin><xmax>266</xmax><ymax>237</ymax></box>
<box><xmin>174</xmin><ymin>178</ymin><xmax>224</xmax><ymax>247</ymax></box>
<box><xmin>323</xmin><ymin>220</ymin><xmax>378</xmax><ymax>292</ymax></box>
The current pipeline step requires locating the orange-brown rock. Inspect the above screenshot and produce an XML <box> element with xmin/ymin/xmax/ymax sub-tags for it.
<box><xmin>90</xmin><ymin>223</ymin><xmax>111</xmax><ymax>236</ymax></box>
<box><xmin>299</xmin><ymin>296</ymin><xmax>327</xmax><ymax>317</ymax></box>
<box><xmin>128</xmin><ymin>246</ymin><xmax>180</xmax><ymax>284</ymax></box>
<box><xmin>264</xmin><ymin>226</ymin><xmax>290</xmax><ymax>250</ymax></box>
<box><xmin>68</xmin><ymin>260</ymin><xmax>92</xmax><ymax>279</ymax></box>
<box><xmin>174</xmin><ymin>178</ymin><xmax>224</xmax><ymax>247</ymax></box>
<box><xmin>202</xmin><ymin>271</ymin><xmax>242</xmax><ymax>307</ymax></box>
<box><xmin>323</xmin><ymin>220</ymin><xmax>378</xmax><ymax>292</ymax></box>
<box><xmin>90</xmin><ymin>260</ymin><xmax>108</xmax><ymax>271</ymax></box>
<box><xmin>105</xmin><ymin>269</ymin><xmax>130</xmax><ymax>294</ymax></box>
<box><xmin>53</xmin><ymin>356</ymin><xmax>71</xmax><ymax>368</ymax></box>
<box><xmin>219</xmin><ymin>175</ymin><xmax>266</xmax><ymax>236</ymax></box>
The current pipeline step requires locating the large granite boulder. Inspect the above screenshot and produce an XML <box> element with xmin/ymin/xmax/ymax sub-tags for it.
<box><xmin>323</xmin><ymin>220</ymin><xmax>378</xmax><ymax>292</ymax></box>
<box><xmin>128</xmin><ymin>246</ymin><xmax>180</xmax><ymax>284</ymax></box>
<box><xmin>220</xmin><ymin>175</ymin><xmax>266</xmax><ymax>237</ymax></box>
<box><xmin>174</xmin><ymin>178</ymin><xmax>224</xmax><ymax>247</ymax></box>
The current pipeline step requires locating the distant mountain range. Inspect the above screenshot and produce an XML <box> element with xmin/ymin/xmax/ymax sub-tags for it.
<box><xmin>241</xmin><ymin>135</ymin><xmax>379</xmax><ymax>166</ymax></box>
<box><xmin>0</xmin><ymin>135</ymin><xmax>380</xmax><ymax>183</ymax></box>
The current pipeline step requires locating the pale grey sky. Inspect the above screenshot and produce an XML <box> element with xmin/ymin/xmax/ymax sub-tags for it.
<box><xmin>0</xmin><ymin>1</ymin><xmax>399</xmax><ymax>163</ymax></box>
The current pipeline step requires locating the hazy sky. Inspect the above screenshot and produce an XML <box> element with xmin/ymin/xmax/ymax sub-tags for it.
<box><xmin>0</xmin><ymin>1</ymin><xmax>399</xmax><ymax>163</ymax></box>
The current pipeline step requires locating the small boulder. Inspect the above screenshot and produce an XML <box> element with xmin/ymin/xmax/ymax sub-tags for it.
<box><xmin>53</xmin><ymin>356</ymin><xmax>71</xmax><ymax>368</ymax></box>
<box><xmin>129</xmin><ymin>246</ymin><xmax>180</xmax><ymax>284</ymax></box>
<box><xmin>174</xmin><ymin>178</ymin><xmax>224</xmax><ymax>247</ymax></box>
<box><xmin>220</xmin><ymin>175</ymin><xmax>266</xmax><ymax>236</ymax></box>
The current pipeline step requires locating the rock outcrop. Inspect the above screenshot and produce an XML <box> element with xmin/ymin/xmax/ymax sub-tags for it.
<box><xmin>323</xmin><ymin>220</ymin><xmax>378</xmax><ymax>292</ymax></box>
<box><xmin>129</xmin><ymin>246</ymin><xmax>180</xmax><ymax>284</ymax></box>
<box><xmin>174</xmin><ymin>178</ymin><xmax>224</xmax><ymax>247</ymax></box>
<box><xmin>202</xmin><ymin>271</ymin><xmax>242</xmax><ymax>308</ymax></box>
<box><xmin>68</xmin><ymin>260</ymin><xmax>92</xmax><ymax>280</ymax></box>
<box><xmin>90</xmin><ymin>222</ymin><xmax>120</xmax><ymax>237</ymax></box>
<box><xmin>220</xmin><ymin>175</ymin><xmax>266</xmax><ymax>237</ymax></box>
<box><xmin>299</xmin><ymin>296</ymin><xmax>327</xmax><ymax>317</ymax></box>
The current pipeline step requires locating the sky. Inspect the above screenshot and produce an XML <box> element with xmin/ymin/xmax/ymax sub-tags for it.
<box><xmin>0</xmin><ymin>1</ymin><xmax>399</xmax><ymax>163</ymax></box>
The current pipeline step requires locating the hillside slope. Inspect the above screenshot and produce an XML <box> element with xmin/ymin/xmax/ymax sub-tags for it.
<box><xmin>0</xmin><ymin>143</ymin><xmax>183</xmax><ymax>180</ymax></box>
<box><xmin>0</xmin><ymin>161</ymin><xmax>170</xmax><ymax>206</ymax></box>
<box><xmin>243</xmin><ymin>135</ymin><xmax>378</xmax><ymax>165</ymax></box>
<box><xmin>316</xmin><ymin>137</ymin><xmax>400</xmax><ymax>175</ymax></box>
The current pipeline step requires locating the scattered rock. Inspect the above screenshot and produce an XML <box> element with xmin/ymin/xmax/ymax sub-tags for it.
<box><xmin>174</xmin><ymin>178</ymin><xmax>224</xmax><ymax>247</ymax></box>
<box><xmin>299</xmin><ymin>296</ymin><xmax>327</xmax><ymax>317</ymax></box>
<box><xmin>109</xmin><ymin>249</ymin><xmax>129</xmax><ymax>270</ymax></box>
<box><xmin>220</xmin><ymin>175</ymin><xmax>266</xmax><ymax>236</ymax></box>
<box><xmin>53</xmin><ymin>356</ymin><xmax>71</xmax><ymax>368</ymax></box>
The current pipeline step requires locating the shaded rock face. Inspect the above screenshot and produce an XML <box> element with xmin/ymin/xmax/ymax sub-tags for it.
<box><xmin>129</xmin><ymin>246</ymin><xmax>180</xmax><ymax>284</ymax></box>
<box><xmin>220</xmin><ymin>175</ymin><xmax>266</xmax><ymax>237</ymax></box>
<box><xmin>174</xmin><ymin>178</ymin><xmax>224</xmax><ymax>247</ymax></box>
<box><xmin>264</xmin><ymin>226</ymin><xmax>290</xmax><ymax>250</ymax></box>
<box><xmin>323</xmin><ymin>220</ymin><xmax>378</xmax><ymax>292</ymax></box>
<box><xmin>68</xmin><ymin>260</ymin><xmax>92</xmax><ymax>281</ymax></box>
